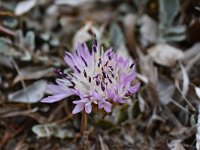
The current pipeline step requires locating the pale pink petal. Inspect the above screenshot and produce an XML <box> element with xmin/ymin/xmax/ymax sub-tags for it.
<box><xmin>128</xmin><ymin>83</ymin><xmax>140</xmax><ymax>94</ymax></box>
<box><xmin>47</xmin><ymin>84</ymin><xmax>65</xmax><ymax>94</ymax></box>
<box><xmin>85</xmin><ymin>102</ymin><xmax>92</xmax><ymax>114</ymax></box>
<box><xmin>103</xmin><ymin>102</ymin><xmax>111</xmax><ymax>112</ymax></box>
<box><xmin>41</xmin><ymin>93</ymin><xmax>68</xmax><ymax>103</ymax></box>
<box><xmin>72</xmin><ymin>103</ymin><xmax>84</xmax><ymax>114</ymax></box>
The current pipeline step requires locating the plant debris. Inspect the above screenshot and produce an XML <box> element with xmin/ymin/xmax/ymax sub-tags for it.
<box><xmin>0</xmin><ymin>0</ymin><xmax>200</xmax><ymax>149</ymax></box>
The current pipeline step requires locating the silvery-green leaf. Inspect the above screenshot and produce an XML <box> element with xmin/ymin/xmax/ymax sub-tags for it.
<box><xmin>24</xmin><ymin>31</ymin><xmax>35</xmax><ymax>51</ymax></box>
<box><xmin>159</xmin><ymin>0</ymin><xmax>180</xmax><ymax>27</ymax></box>
<box><xmin>195</xmin><ymin>87</ymin><xmax>200</xmax><ymax>99</ymax></box>
<box><xmin>164</xmin><ymin>25</ymin><xmax>186</xmax><ymax>35</ymax></box>
<box><xmin>164</xmin><ymin>34</ymin><xmax>186</xmax><ymax>42</ymax></box>
<box><xmin>32</xmin><ymin>123</ymin><xmax>74</xmax><ymax>139</ymax></box>
<box><xmin>8</xmin><ymin>80</ymin><xmax>47</xmax><ymax>103</ymax></box>
<box><xmin>15</xmin><ymin>0</ymin><xmax>37</xmax><ymax>16</ymax></box>
<box><xmin>55</xmin><ymin>0</ymin><xmax>92</xmax><ymax>7</ymax></box>
<box><xmin>109</xmin><ymin>23</ymin><xmax>125</xmax><ymax>49</ymax></box>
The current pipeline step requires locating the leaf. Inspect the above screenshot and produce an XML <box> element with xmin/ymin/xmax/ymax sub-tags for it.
<box><xmin>159</xmin><ymin>0</ymin><xmax>180</xmax><ymax>27</ymax></box>
<box><xmin>55</xmin><ymin>0</ymin><xmax>93</xmax><ymax>7</ymax></box>
<box><xmin>164</xmin><ymin>25</ymin><xmax>186</xmax><ymax>35</ymax></box>
<box><xmin>117</xmin><ymin>104</ymin><xmax>128</xmax><ymax>123</ymax></box>
<box><xmin>148</xmin><ymin>44</ymin><xmax>184</xmax><ymax>67</ymax></box>
<box><xmin>139</xmin><ymin>15</ymin><xmax>158</xmax><ymax>46</ymax></box>
<box><xmin>15</xmin><ymin>0</ymin><xmax>37</xmax><ymax>16</ymax></box>
<box><xmin>157</xmin><ymin>75</ymin><xmax>175</xmax><ymax>105</ymax></box>
<box><xmin>95</xmin><ymin>120</ymin><xmax>115</xmax><ymax>129</ymax></box>
<box><xmin>171</xmin><ymin>143</ymin><xmax>186</xmax><ymax>150</ymax></box>
<box><xmin>180</xmin><ymin>64</ymin><xmax>189</xmax><ymax>97</ymax></box>
<box><xmin>158</xmin><ymin>0</ymin><xmax>186</xmax><ymax>42</ymax></box>
<box><xmin>138</xmin><ymin>93</ymin><xmax>145</xmax><ymax>112</ymax></box>
<box><xmin>109</xmin><ymin>23</ymin><xmax>125</xmax><ymax>49</ymax></box>
<box><xmin>8</xmin><ymin>80</ymin><xmax>47</xmax><ymax>103</ymax></box>
<box><xmin>13</xmin><ymin>67</ymin><xmax>54</xmax><ymax>84</ymax></box>
<box><xmin>32</xmin><ymin>124</ymin><xmax>74</xmax><ymax>139</ymax></box>
<box><xmin>195</xmin><ymin>87</ymin><xmax>200</xmax><ymax>99</ymax></box>
<box><xmin>109</xmin><ymin>23</ymin><xmax>130</xmax><ymax>58</ymax></box>
<box><xmin>72</xmin><ymin>22</ymin><xmax>100</xmax><ymax>49</ymax></box>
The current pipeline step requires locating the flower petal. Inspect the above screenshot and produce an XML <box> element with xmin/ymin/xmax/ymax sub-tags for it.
<box><xmin>47</xmin><ymin>84</ymin><xmax>65</xmax><ymax>94</ymax></box>
<box><xmin>128</xmin><ymin>83</ymin><xmax>140</xmax><ymax>94</ymax></box>
<box><xmin>41</xmin><ymin>93</ymin><xmax>69</xmax><ymax>103</ymax></box>
<box><xmin>85</xmin><ymin>102</ymin><xmax>92</xmax><ymax>114</ymax></box>
<box><xmin>103</xmin><ymin>102</ymin><xmax>112</xmax><ymax>112</ymax></box>
<box><xmin>72</xmin><ymin>103</ymin><xmax>84</xmax><ymax>114</ymax></box>
<box><xmin>73</xmin><ymin>99</ymin><xmax>88</xmax><ymax>104</ymax></box>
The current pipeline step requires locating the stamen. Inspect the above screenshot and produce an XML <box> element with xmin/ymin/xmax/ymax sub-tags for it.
<box><xmin>106</xmin><ymin>75</ymin><xmax>112</xmax><ymax>83</ymax></box>
<box><xmin>108</xmin><ymin>78</ymin><xmax>112</xmax><ymax>83</ymax></box>
<box><xmin>75</xmin><ymin>51</ymin><xmax>79</xmax><ymax>56</ymax></box>
<box><xmin>108</xmin><ymin>66</ymin><xmax>114</xmax><ymax>71</ymax></box>
<box><xmin>98</xmin><ymin>58</ymin><xmax>101</xmax><ymax>67</ymax></box>
<box><xmin>65</xmin><ymin>52</ymin><xmax>72</xmax><ymax>58</ymax></box>
<box><xmin>74</xmin><ymin>65</ymin><xmax>81</xmax><ymax>73</ymax></box>
<box><xmin>104</xmin><ymin>61</ymin><xmax>108</xmax><ymax>67</ymax></box>
<box><xmin>130</xmin><ymin>63</ymin><xmax>134</xmax><ymax>69</ymax></box>
<box><xmin>70</xmin><ymin>81</ymin><xmax>75</xmax><ymax>86</ymax></box>
<box><xmin>54</xmin><ymin>68</ymin><xmax>67</xmax><ymax>78</ymax></box>
<box><xmin>102</xmin><ymin>71</ymin><xmax>106</xmax><ymax>78</ymax></box>
<box><xmin>83</xmin><ymin>70</ymin><xmax>87</xmax><ymax>77</ymax></box>
<box><xmin>96</xmin><ymin>80</ymin><xmax>100</xmax><ymax>86</ymax></box>
<box><xmin>89</xmin><ymin>76</ymin><xmax>91</xmax><ymax>82</ymax></box>
<box><xmin>93</xmin><ymin>45</ymin><xmax>97</xmax><ymax>53</ymax></box>
<box><xmin>81</xmin><ymin>56</ymin><xmax>88</xmax><ymax>67</ymax></box>
<box><xmin>101</xmin><ymin>82</ymin><xmax>105</xmax><ymax>91</ymax></box>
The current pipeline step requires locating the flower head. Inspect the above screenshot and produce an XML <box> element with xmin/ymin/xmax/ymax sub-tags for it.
<box><xmin>41</xmin><ymin>37</ymin><xmax>140</xmax><ymax>114</ymax></box>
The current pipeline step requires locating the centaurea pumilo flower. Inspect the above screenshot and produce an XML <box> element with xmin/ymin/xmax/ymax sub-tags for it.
<box><xmin>41</xmin><ymin>38</ymin><xmax>140</xmax><ymax>114</ymax></box>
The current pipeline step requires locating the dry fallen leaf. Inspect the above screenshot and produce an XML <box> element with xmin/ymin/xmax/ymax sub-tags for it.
<box><xmin>15</xmin><ymin>0</ymin><xmax>37</xmax><ymax>16</ymax></box>
<box><xmin>180</xmin><ymin>64</ymin><xmax>189</xmax><ymax>97</ymax></box>
<box><xmin>8</xmin><ymin>80</ymin><xmax>47</xmax><ymax>103</ymax></box>
<box><xmin>139</xmin><ymin>15</ymin><xmax>158</xmax><ymax>47</ymax></box>
<box><xmin>148</xmin><ymin>44</ymin><xmax>184</xmax><ymax>67</ymax></box>
<box><xmin>13</xmin><ymin>67</ymin><xmax>54</xmax><ymax>84</ymax></box>
<box><xmin>55</xmin><ymin>0</ymin><xmax>93</xmax><ymax>7</ymax></box>
<box><xmin>171</xmin><ymin>143</ymin><xmax>186</xmax><ymax>150</ymax></box>
<box><xmin>183</xmin><ymin>43</ymin><xmax>200</xmax><ymax>62</ymax></box>
<box><xmin>73</xmin><ymin>22</ymin><xmax>101</xmax><ymax>49</ymax></box>
<box><xmin>195</xmin><ymin>87</ymin><xmax>200</xmax><ymax>99</ymax></box>
<box><xmin>157</xmin><ymin>75</ymin><xmax>175</xmax><ymax>105</ymax></box>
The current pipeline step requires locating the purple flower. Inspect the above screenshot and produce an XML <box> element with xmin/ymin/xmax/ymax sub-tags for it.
<box><xmin>41</xmin><ymin>37</ymin><xmax>140</xmax><ymax>114</ymax></box>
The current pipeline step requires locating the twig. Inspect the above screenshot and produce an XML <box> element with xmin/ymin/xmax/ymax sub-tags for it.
<box><xmin>0</xmin><ymin>24</ymin><xmax>16</xmax><ymax>36</ymax></box>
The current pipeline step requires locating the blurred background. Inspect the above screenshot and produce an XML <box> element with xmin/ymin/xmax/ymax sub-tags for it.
<box><xmin>0</xmin><ymin>0</ymin><xmax>200</xmax><ymax>149</ymax></box>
